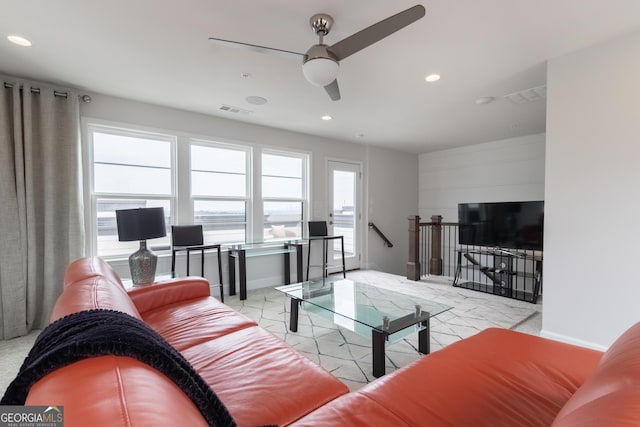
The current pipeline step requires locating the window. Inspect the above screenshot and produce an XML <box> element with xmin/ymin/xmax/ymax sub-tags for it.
<box><xmin>85</xmin><ymin>122</ymin><xmax>310</xmax><ymax>254</ymax></box>
<box><xmin>89</xmin><ymin>126</ymin><xmax>174</xmax><ymax>257</ymax></box>
<box><xmin>191</xmin><ymin>142</ymin><xmax>249</xmax><ymax>243</ymax></box>
<box><xmin>262</xmin><ymin>151</ymin><xmax>306</xmax><ymax>240</ymax></box>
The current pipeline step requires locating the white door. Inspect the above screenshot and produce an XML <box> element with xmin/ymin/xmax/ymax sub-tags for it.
<box><xmin>328</xmin><ymin>160</ymin><xmax>361</xmax><ymax>271</ymax></box>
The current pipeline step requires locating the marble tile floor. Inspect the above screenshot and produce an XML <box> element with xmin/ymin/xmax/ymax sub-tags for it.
<box><xmin>225</xmin><ymin>269</ymin><xmax>542</xmax><ymax>391</ymax></box>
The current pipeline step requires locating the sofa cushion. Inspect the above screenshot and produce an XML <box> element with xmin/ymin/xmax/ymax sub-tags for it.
<box><xmin>292</xmin><ymin>328</ymin><xmax>602</xmax><ymax>427</ymax></box>
<box><xmin>138</xmin><ymin>288</ymin><xmax>349</xmax><ymax>425</ymax></box>
<box><xmin>551</xmin><ymin>322</ymin><xmax>640</xmax><ymax>426</ymax></box>
<box><xmin>182</xmin><ymin>325</ymin><xmax>349</xmax><ymax>427</ymax></box>
<box><xmin>26</xmin><ymin>356</ymin><xmax>209</xmax><ymax>427</ymax></box>
<box><xmin>4</xmin><ymin>308</ymin><xmax>235</xmax><ymax>426</ymax></box>
<box><xmin>50</xmin><ymin>257</ymin><xmax>142</xmax><ymax>321</ymax></box>
<box><xmin>63</xmin><ymin>257</ymin><xmax>124</xmax><ymax>288</ymax></box>
<box><xmin>50</xmin><ymin>276</ymin><xmax>142</xmax><ymax>321</ymax></box>
<box><xmin>141</xmin><ymin>296</ymin><xmax>257</xmax><ymax>353</ymax></box>
<box><xmin>128</xmin><ymin>277</ymin><xmax>211</xmax><ymax>314</ymax></box>
<box><xmin>285</xmin><ymin>392</ymin><xmax>408</xmax><ymax>426</ymax></box>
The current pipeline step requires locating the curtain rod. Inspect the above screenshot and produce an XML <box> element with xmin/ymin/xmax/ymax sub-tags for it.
<box><xmin>3</xmin><ymin>82</ymin><xmax>92</xmax><ymax>103</ymax></box>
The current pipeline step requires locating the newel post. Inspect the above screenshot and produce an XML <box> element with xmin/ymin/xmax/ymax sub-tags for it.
<box><xmin>407</xmin><ymin>216</ymin><xmax>421</xmax><ymax>281</ymax></box>
<box><xmin>430</xmin><ymin>215</ymin><xmax>443</xmax><ymax>276</ymax></box>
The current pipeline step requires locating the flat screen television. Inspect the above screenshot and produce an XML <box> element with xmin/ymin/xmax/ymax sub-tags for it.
<box><xmin>458</xmin><ymin>201</ymin><xmax>544</xmax><ymax>250</ymax></box>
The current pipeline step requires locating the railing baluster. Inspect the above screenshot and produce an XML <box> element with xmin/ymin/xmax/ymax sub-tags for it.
<box><xmin>424</xmin><ymin>224</ymin><xmax>428</xmax><ymax>277</ymax></box>
<box><xmin>427</xmin><ymin>226</ymin><xmax>431</xmax><ymax>275</ymax></box>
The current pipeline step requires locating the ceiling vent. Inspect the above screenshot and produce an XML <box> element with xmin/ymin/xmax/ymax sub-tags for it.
<box><xmin>219</xmin><ymin>104</ymin><xmax>252</xmax><ymax>115</ymax></box>
<box><xmin>504</xmin><ymin>85</ymin><xmax>546</xmax><ymax>105</ymax></box>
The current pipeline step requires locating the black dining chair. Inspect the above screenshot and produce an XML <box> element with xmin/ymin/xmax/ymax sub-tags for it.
<box><xmin>171</xmin><ymin>225</ymin><xmax>224</xmax><ymax>302</ymax></box>
<box><xmin>306</xmin><ymin>221</ymin><xmax>346</xmax><ymax>280</ymax></box>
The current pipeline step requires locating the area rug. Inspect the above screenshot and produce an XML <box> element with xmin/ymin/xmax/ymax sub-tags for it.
<box><xmin>225</xmin><ymin>270</ymin><xmax>540</xmax><ymax>391</ymax></box>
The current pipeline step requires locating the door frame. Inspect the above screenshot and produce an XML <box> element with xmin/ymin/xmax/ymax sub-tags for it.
<box><xmin>326</xmin><ymin>158</ymin><xmax>363</xmax><ymax>271</ymax></box>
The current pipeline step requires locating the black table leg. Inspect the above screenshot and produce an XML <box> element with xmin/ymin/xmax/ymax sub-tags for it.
<box><xmin>239</xmin><ymin>249</ymin><xmax>247</xmax><ymax>300</ymax></box>
<box><xmin>322</xmin><ymin>239</ymin><xmax>328</xmax><ymax>278</ymax></box>
<box><xmin>306</xmin><ymin>240</ymin><xmax>312</xmax><ymax>280</ymax></box>
<box><xmin>290</xmin><ymin>298</ymin><xmax>299</xmax><ymax>332</ymax></box>
<box><xmin>296</xmin><ymin>244</ymin><xmax>303</xmax><ymax>282</ymax></box>
<box><xmin>284</xmin><ymin>244</ymin><xmax>291</xmax><ymax>285</ymax></box>
<box><xmin>228</xmin><ymin>251</ymin><xmax>236</xmax><ymax>296</ymax></box>
<box><xmin>217</xmin><ymin>247</ymin><xmax>224</xmax><ymax>303</ymax></box>
<box><xmin>372</xmin><ymin>329</ymin><xmax>387</xmax><ymax>378</ymax></box>
<box><xmin>340</xmin><ymin>236</ymin><xmax>346</xmax><ymax>278</ymax></box>
<box><xmin>171</xmin><ymin>249</ymin><xmax>177</xmax><ymax>278</ymax></box>
<box><xmin>200</xmin><ymin>248</ymin><xmax>205</xmax><ymax>276</ymax></box>
<box><xmin>419</xmin><ymin>316</ymin><xmax>430</xmax><ymax>354</ymax></box>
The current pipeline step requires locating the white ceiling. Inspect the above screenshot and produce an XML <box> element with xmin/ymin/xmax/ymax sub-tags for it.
<box><xmin>2</xmin><ymin>1</ymin><xmax>640</xmax><ymax>153</ymax></box>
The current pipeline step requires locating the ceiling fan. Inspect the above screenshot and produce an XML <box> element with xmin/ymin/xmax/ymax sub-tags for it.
<box><xmin>208</xmin><ymin>5</ymin><xmax>426</xmax><ymax>101</ymax></box>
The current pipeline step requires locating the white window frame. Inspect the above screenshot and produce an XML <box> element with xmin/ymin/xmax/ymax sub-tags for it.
<box><xmin>260</xmin><ymin>148</ymin><xmax>309</xmax><ymax>241</ymax></box>
<box><xmin>82</xmin><ymin>120</ymin><xmax>312</xmax><ymax>255</ymax></box>
<box><xmin>189</xmin><ymin>139</ymin><xmax>252</xmax><ymax>244</ymax></box>
<box><xmin>84</xmin><ymin>122</ymin><xmax>177</xmax><ymax>258</ymax></box>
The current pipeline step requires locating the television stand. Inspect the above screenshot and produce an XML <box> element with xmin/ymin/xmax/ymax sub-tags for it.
<box><xmin>453</xmin><ymin>248</ymin><xmax>542</xmax><ymax>304</ymax></box>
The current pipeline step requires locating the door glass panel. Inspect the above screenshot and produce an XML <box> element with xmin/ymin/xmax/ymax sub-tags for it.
<box><xmin>333</xmin><ymin>170</ymin><xmax>356</xmax><ymax>258</ymax></box>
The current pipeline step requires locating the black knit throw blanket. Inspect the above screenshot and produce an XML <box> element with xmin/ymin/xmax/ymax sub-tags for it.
<box><xmin>1</xmin><ymin>309</ymin><xmax>236</xmax><ymax>427</ymax></box>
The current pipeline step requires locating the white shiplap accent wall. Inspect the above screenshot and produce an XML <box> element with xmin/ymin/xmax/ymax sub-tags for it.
<box><xmin>418</xmin><ymin>133</ymin><xmax>546</xmax><ymax>222</ymax></box>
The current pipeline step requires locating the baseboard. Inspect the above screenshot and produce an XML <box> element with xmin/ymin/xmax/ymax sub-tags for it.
<box><xmin>244</xmin><ymin>275</ymin><xmax>287</xmax><ymax>290</ymax></box>
<box><xmin>540</xmin><ymin>329</ymin><xmax>608</xmax><ymax>352</ymax></box>
<box><xmin>361</xmin><ymin>261</ymin><xmax>374</xmax><ymax>270</ymax></box>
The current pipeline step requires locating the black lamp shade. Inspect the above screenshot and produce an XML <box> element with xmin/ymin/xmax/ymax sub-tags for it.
<box><xmin>116</xmin><ymin>207</ymin><xmax>167</xmax><ymax>242</ymax></box>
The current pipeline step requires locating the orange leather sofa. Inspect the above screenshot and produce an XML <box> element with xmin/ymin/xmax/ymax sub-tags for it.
<box><xmin>25</xmin><ymin>257</ymin><xmax>348</xmax><ymax>426</ymax></box>
<box><xmin>24</xmin><ymin>257</ymin><xmax>640</xmax><ymax>426</ymax></box>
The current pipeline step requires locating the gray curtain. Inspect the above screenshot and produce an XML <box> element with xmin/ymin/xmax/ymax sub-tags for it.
<box><xmin>0</xmin><ymin>78</ymin><xmax>84</xmax><ymax>340</ymax></box>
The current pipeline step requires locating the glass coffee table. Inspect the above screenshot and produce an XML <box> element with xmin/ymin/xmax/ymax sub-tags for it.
<box><xmin>275</xmin><ymin>277</ymin><xmax>453</xmax><ymax>377</ymax></box>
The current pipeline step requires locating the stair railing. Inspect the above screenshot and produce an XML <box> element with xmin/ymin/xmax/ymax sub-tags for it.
<box><xmin>368</xmin><ymin>222</ymin><xmax>393</xmax><ymax>247</ymax></box>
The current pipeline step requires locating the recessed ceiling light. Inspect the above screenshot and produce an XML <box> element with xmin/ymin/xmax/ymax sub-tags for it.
<box><xmin>425</xmin><ymin>74</ymin><xmax>440</xmax><ymax>83</ymax></box>
<box><xmin>475</xmin><ymin>96</ymin><xmax>495</xmax><ymax>105</ymax></box>
<box><xmin>321</xmin><ymin>115</ymin><xmax>332</xmax><ymax>121</ymax></box>
<box><xmin>7</xmin><ymin>35</ymin><xmax>32</xmax><ymax>47</ymax></box>
<box><xmin>246</xmin><ymin>96</ymin><xmax>267</xmax><ymax>105</ymax></box>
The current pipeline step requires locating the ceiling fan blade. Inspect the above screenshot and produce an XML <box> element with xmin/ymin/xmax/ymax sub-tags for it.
<box><xmin>208</xmin><ymin>37</ymin><xmax>304</xmax><ymax>60</ymax></box>
<box><xmin>324</xmin><ymin>79</ymin><xmax>341</xmax><ymax>101</ymax></box>
<box><xmin>328</xmin><ymin>5</ymin><xmax>426</xmax><ymax>61</ymax></box>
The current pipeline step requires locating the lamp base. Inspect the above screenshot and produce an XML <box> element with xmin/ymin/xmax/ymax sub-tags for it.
<box><xmin>129</xmin><ymin>241</ymin><xmax>157</xmax><ymax>285</ymax></box>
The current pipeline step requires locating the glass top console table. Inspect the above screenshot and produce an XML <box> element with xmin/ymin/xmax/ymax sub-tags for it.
<box><xmin>225</xmin><ymin>240</ymin><xmax>304</xmax><ymax>300</ymax></box>
<box><xmin>276</xmin><ymin>277</ymin><xmax>452</xmax><ymax>377</ymax></box>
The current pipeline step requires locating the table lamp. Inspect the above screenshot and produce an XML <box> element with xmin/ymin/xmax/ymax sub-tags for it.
<box><xmin>116</xmin><ymin>207</ymin><xmax>166</xmax><ymax>285</ymax></box>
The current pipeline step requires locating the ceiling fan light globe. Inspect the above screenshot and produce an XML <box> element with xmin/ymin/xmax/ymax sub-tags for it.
<box><xmin>302</xmin><ymin>57</ymin><xmax>339</xmax><ymax>87</ymax></box>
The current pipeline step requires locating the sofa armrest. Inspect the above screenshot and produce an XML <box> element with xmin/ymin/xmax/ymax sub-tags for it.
<box><xmin>128</xmin><ymin>277</ymin><xmax>211</xmax><ymax>314</ymax></box>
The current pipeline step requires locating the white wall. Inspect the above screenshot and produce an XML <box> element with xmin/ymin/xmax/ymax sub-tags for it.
<box><xmin>542</xmin><ymin>30</ymin><xmax>640</xmax><ymax>350</ymax></box>
<box><xmin>365</xmin><ymin>145</ymin><xmax>418</xmax><ymax>275</ymax></box>
<box><xmin>419</xmin><ymin>134</ymin><xmax>546</xmax><ymax>222</ymax></box>
<box><xmin>80</xmin><ymin>93</ymin><xmax>416</xmax><ymax>289</ymax></box>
